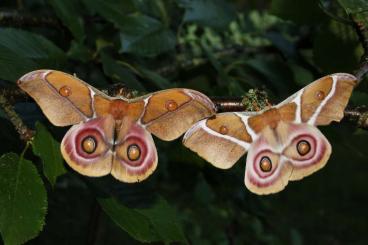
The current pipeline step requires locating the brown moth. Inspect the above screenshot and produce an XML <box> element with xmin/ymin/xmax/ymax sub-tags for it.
<box><xmin>18</xmin><ymin>70</ymin><xmax>216</xmax><ymax>182</ymax></box>
<box><xmin>183</xmin><ymin>73</ymin><xmax>357</xmax><ymax>195</ymax></box>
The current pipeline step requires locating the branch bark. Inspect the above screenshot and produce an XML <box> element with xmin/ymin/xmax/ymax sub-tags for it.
<box><xmin>211</xmin><ymin>97</ymin><xmax>368</xmax><ymax>130</ymax></box>
<box><xmin>352</xmin><ymin>15</ymin><xmax>368</xmax><ymax>81</ymax></box>
<box><xmin>0</xmin><ymin>10</ymin><xmax>61</xmax><ymax>29</ymax></box>
<box><xmin>0</xmin><ymin>90</ymin><xmax>34</xmax><ymax>142</ymax></box>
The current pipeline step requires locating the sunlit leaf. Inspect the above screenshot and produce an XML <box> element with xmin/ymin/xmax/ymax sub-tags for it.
<box><xmin>32</xmin><ymin>122</ymin><xmax>66</xmax><ymax>186</ymax></box>
<box><xmin>0</xmin><ymin>152</ymin><xmax>47</xmax><ymax>245</ymax></box>
<box><xmin>98</xmin><ymin>197</ymin><xmax>187</xmax><ymax>244</ymax></box>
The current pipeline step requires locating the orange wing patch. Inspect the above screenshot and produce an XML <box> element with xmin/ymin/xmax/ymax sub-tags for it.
<box><xmin>301</xmin><ymin>75</ymin><xmax>333</xmax><ymax>122</ymax></box>
<box><xmin>17</xmin><ymin>70</ymin><xmax>99</xmax><ymax>126</ymax></box>
<box><xmin>141</xmin><ymin>89</ymin><xmax>216</xmax><ymax>141</ymax></box>
<box><xmin>206</xmin><ymin>113</ymin><xmax>252</xmax><ymax>143</ymax></box>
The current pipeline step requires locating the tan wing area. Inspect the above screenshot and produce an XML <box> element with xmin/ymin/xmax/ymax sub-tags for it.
<box><xmin>60</xmin><ymin>116</ymin><xmax>114</xmax><ymax>177</ymax></box>
<box><xmin>248</xmin><ymin>103</ymin><xmax>297</xmax><ymax>133</ymax></box>
<box><xmin>183</xmin><ymin>113</ymin><xmax>252</xmax><ymax>169</ymax></box>
<box><xmin>244</xmin><ymin>122</ymin><xmax>331</xmax><ymax>195</ymax></box>
<box><xmin>111</xmin><ymin>118</ymin><xmax>158</xmax><ymax>183</ymax></box>
<box><xmin>299</xmin><ymin>73</ymin><xmax>357</xmax><ymax>125</ymax></box>
<box><xmin>140</xmin><ymin>89</ymin><xmax>216</xmax><ymax>141</ymax></box>
<box><xmin>17</xmin><ymin>70</ymin><xmax>108</xmax><ymax>126</ymax></box>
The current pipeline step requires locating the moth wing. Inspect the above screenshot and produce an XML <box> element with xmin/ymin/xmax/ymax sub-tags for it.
<box><xmin>111</xmin><ymin>119</ymin><xmax>158</xmax><ymax>183</ymax></box>
<box><xmin>138</xmin><ymin>88</ymin><xmax>216</xmax><ymax>141</ymax></box>
<box><xmin>244</xmin><ymin>122</ymin><xmax>331</xmax><ymax>195</ymax></box>
<box><xmin>183</xmin><ymin>112</ymin><xmax>254</xmax><ymax>169</ymax></box>
<box><xmin>277</xmin><ymin>73</ymin><xmax>357</xmax><ymax>125</ymax></box>
<box><xmin>60</xmin><ymin>115</ymin><xmax>115</xmax><ymax>177</ymax></box>
<box><xmin>18</xmin><ymin>70</ymin><xmax>111</xmax><ymax>126</ymax></box>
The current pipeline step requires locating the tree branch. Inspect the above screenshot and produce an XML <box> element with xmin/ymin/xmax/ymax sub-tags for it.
<box><xmin>0</xmin><ymin>10</ymin><xmax>61</xmax><ymax>29</ymax></box>
<box><xmin>0</xmin><ymin>90</ymin><xmax>34</xmax><ymax>142</ymax></box>
<box><xmin>211</xmin><ymin>97</ymin><xmax>368</xmax><ymax>130</ymax></box>
<box><xmin>351</xmin><ymin>15</ymin><xmax>368</xmax><ymax>81</ymax></box>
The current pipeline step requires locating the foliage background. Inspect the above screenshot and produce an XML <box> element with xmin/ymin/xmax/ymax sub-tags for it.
<box><xmin>0</xmin><ymin>0</ymin><xmax>368</xmax><ymax>244</ymax></box>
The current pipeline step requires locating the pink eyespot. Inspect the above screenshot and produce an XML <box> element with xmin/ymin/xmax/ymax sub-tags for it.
<box><xmin>288</xmin><ymin>134</ymin><xmax>316</xmax><ymax>161</ymax></box>
<box><xmin>75</xmin><ymin>128</ymin><xmax>105</xmax><ymax>159</ymax></box>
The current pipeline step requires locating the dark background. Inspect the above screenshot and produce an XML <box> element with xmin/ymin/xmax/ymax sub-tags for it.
<box><xmin>0</xmin><ymin>0</ymin><xmax>368</xmax><ymax>244</ymax></box>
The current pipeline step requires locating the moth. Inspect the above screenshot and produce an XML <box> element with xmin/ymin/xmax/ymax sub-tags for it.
<box><xmin>183</xmin><ymin>73</ymin><xmax>357</xmax><ymax>195</ymax></box>
<box><xmin>18</xmin><ymin>70</ymin><xmax>215</xmax><ymax>182</ymax></box>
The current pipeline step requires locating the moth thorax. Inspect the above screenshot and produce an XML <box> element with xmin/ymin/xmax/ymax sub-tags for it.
<box><xmin>109</xmin><ymin>100</ymin><xmax>128</xmax><ymax>120</ymax></box>
<box><xmin>59</xmin><ymin>85</ymin><xmax>72</xmax><ymax>97</ymax></box>
<box><xmin>297</xmin><ymin>140</ymin><xmax>311</xmax><ymax>156</ymax></box>
<box><xmin>127</xmin><ymin>144</ymin><xmax>141</xmax><ymax>161</ymax></box>
<box><xmin>260</xmin><ymin>156</ymin><xmax>272</xmax><ymax>172</ymax></box>
<box><xmin>82</xmin><ymin>136</ymin><xmax>97</xmax><ymax>154</ymax></box>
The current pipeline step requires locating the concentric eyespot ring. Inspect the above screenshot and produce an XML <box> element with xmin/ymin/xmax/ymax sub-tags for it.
<box><xmin>259</xmin><ymin>156</ymin><xmax>272</xmax><ymax>172</ymax></box>
<box><xmin>297</xmin><ymin>140</ymin><xmax>311</xmax><ymax>156</ymax></box>
<box><xmin>81</xmin><ymin>136</ymin><xmax>97</xmax><ymax>154</ymax></box>
<box><xmin>127</xmin><ymin>144</ymin><xmax>141</xmax><ymax>161</ymax></box>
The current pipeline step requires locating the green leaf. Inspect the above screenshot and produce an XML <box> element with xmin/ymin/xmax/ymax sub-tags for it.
<box><xmin>84</xmin><ymin>0</ymin><xmax>175</xmax><ymax>56</ymax></box>
<box><xmin>244</xmin><ymin>57</ymin><xmax>295</xmax><ymax>96</ymax></box>
<box><xmin>32</xmin><ymin>122</ymin><xmax>66</xmax><ymax>186</ymax></box>
<box><xmin>313</xmin><ymin>20</ymin><xmax>362</xmax><ymax>73</ymax></box>
<box><xmin>135</xmin><ymin>66</ymin><xmax>172</xmax><ymax>89</ymax></box>
<box><xmin>0</xmin><ymin>152</ymin><xmax>47</xmax><ymax>245</ymax></box>
<box><xmin>120</xmin><ymin>26</ymin><xmax>176</xmax><ymax>57</ymax></box>
<box><xmin>337</xmin><ymin>0</ymin><xmax>368</xmax><ymax>14</ymax></box>
<box><xmin>0</xmin><ymin>28</ymin><xmax>66</xmax><ymax>81</ymax></box>
<box><xmin>98</xmin><ymin>197</ymin><xmax>187</xmax><ymax>244</ymax></box>
<box><xmin>270</xmin><ymin>0</ymin><xmax>325</xmax><ymax>25</ymax></box>
<box><xmin>49</xmin><ymin>0</ymin><xmax>85</xmax><ymax>41</ymax></box>
<box><xmin>101</xmin><ymin>52</ymin><xmax>146</xmax><ymax>91</ymax></box>
<box><xmin>337</xmin><ymin>1</ymin><xmax>368</xmax><ymax>28</ymax></box>
<box><xmin>116</xmin><ymin>14</ymin><xmax>175</xmax><ymax>57</ymax></box>
<box><xmin>82</xmin><ymin>0</ymin><xmax>136</xmax><ymax>20</ymax></box>
<box><xmin>179</xmin><ymin>0</ymin><xmax>236</xmax><ymax>30</ymax></box>
<box><xmin>67</xmin><ymin>41</ymin><xmax>92</xmax><ymax>62</ymax></box>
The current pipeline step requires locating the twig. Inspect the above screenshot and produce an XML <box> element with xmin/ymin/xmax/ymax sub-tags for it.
<box><xmin>0</xmin><ymin>91</ymin><xmax>34</xmax><ymax>142</ymax></box>
<box><xmin>0</xmin><ymin>10</ymin><xmax>61</xmax><ymax>29</ymax></box>
<box><xmin>351</xmin><ymin>15</ymin><xmax>368</xmax><ymax>81</ymax></box>
<box><xmin>212</xmin><ymin>96</ymin><xmax>368</xmax><ymax>130</ymax></box>
<box><xmin>344</xmin><ymin>106</ymin><xmax>368</xmax><ymax>130</ymax></box>
<box><xmin>0</xmin><ymin>87</ymin><xmax>28</xmax><ymax>104</ymax></box>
